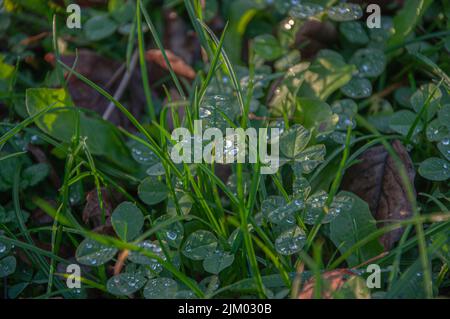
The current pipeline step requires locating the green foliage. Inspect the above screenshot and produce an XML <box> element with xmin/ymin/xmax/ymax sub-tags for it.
<box><xmin>26</xmin><ymin>88</ymin><xmax>137</xmax><ymax>171</ymax></box>
<box><xmin>0</xmin><ymin>255</ymin><xmax>16</xmax><ymax>278</ymax></box>
<box><xmin>111</xmin><ymin>202</ymin><xmax>145</xmax><ymax>242</ymax></box>
<box><xmin>143</xmin><ymin>277</ymin><xmax>178</xmax><ymax>299</ymax></box>
<box><xmin>107</xmin><ymin>273</ymin><xmax>147</xmax><ymax>296</ymax></box>
<box><xmin>138</xmin><ymin>177</ymin><xmax>169</xmax><ymax>205</ymax></box>
<box><xmin>330</xmin><ymin>192</ymin><xmax>384</xmax><ymax>267</ymax></box>
<box><xmin>388</xmin><ymin>0</ymin><xmax>433</xmax><ymax>48</ymax></box>
<box><xmin>84</xmin><ymin>15</ymin><xmax>118</xmax><ymax>41</ymax></box>
<box><xmin>203</xmin><ymin>250</ymin><xmax>235</xmax><ymax>274</ymax></box>
<box><xmin>76</xmin><ymin>238</ymin><xmax>118</xmax><ymax>266</ymax></box>
<box><xmin>182</xmin><ymin>230</ymin><xmax>218</xmax><ymax>261</ymax></box>
<box><xmin>1</xmin><ymin>0</ymin><xmax>449</xmax><ymax>300</ymax></box>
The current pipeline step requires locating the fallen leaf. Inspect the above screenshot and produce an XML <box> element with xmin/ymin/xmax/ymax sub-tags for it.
<box><xmin>341</xmin><ymin>140</ymin><xmax>416</xmax><ymax>249</ymax></box>
<box><xmin>82</xmin><ymin>187</ymin><xmax>121</xmax><ymax>228</ymax></box>
<box><xmin>146</xmin><ymin>49</ymin><xmax>196</xmax><ymax>80</ymax></box>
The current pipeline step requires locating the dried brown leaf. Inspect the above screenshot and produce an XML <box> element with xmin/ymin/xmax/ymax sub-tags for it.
<box><xmin>145</xmin><ymin>49</ymin><xmax>196</xmax><ymax>80</ymax></box>
<box><xmin>82</xmin><ymin>187</ymin><xmax>121</xmax><ymax>228</ymax></box>
<box><xmin>341</xmin><ymin>140</ymin><xmax>416</xmax><ymax>249</ymax></box>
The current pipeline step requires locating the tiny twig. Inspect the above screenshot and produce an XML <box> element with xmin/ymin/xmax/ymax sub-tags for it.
<box><xmin>102</xmin><ymin>50</ymin><xmax>139</xmax><ymax>120</ymax></box>
<box><xmin>352</xmin><ymin>251</ymin><xmax>389</xmax><ymax>270</ymax></box>
<box><xmin>113</xmin><ymin>250</ymin><xmax>129</xmax><ymax>275</ymax></box>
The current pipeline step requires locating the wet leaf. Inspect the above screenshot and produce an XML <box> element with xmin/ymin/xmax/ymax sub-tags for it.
<box><xmin>127</xmin><ymin>139</ymin><xmax>159</xmax><ymax>166</ymax></box>
<box><xmin>128</xmin><ymin>241</ymin><xmax>165</xmax><ymax>274</ymax></box>
<box><xmin>341</xmin><ymin>140</ymin><xmax>416</xmax><ymax>249</ymax></box>
<box><xmin>341</xmin><ymin>77</ymin><xmax>372</xmax><ymax>99</ymax></box>
<box><xmin>293</xmin><ymin>175</ymin><xmax>311</xmax><ymax>199</ymax></box>
<box><xmin>275</xmin><ymin>226</ymin><xmax>306</xmax><ymax>255</ymax></box>
<box><xmin>262</xmin><ymin>196</ymin><xmax>303</xmax><ymax>226</ymax></box>
<box><xmin>339</xmin><ymin>21</ymin><xmax>369</xmax><ymax>45</ymax></box>
<box><xmin>203</xmin><ymin>250</ymin><xmax>235</xmax><ymax>274</ymax></box>
<box><xmin>106</xmin><ymin>273</ymin><xmax>147</xmax><ymax>296</ymax></box>
<box><xmin>154</xmin><ymin>215</ymin><xmax>184</xmax><ymax>248</ymax></box>
<box><xmin>418</xmin><ymin>158</ymin><xmax>450</xmax><ymax>181</ymax></box>
<box><xmin>138</xmin><ymin>177</ymin><xmax>169</xmax><ymax>205</ymax></box>
<box><xmin>426</xmin><ymin>119</ymin><xmax>449</xmax><ymax>142</ymax></box>
<box><xmin>331</xmin><ymin>99</ymin><xmax>358</xmax><ymax>131</ymax></box>
<box><xmin>295</xmin><ymin>144</ymin><xmax>326</xmax><ymax>173</ymax></box>
<box><xmin>143</xmin><ymin>277</ymin><xmax>178</xmax><ymax>299</ymax></box>
<box><xmin>111</xmin><ymin>202</ymin><xmax>144</xmax><ymax>242</ymax></box>
<box><xmin>410</xmin><ymin>83</ymin><xmax>442</xmax><ymax>120</ymax></box>
<box><xmin>389</xmin><ymin>110</ymin><xmax>422</xmax><ymax>136</ymax></box>
<box><xmin>146</xmin><ymin>49</ymin><xmax>196</xmax><ymax>80</ymax></box>
<box><xmin>327</xmin><ymin>3</ymin><xmax>363</xmax><ymax>22</ymax></box>
<box><xmin>200</xmin><ymin>94</ymin><xmax>239</xmax><ymax>131</ymax></box>
<box><xmin>290</xmin><ymin>3</ymin><xmax>324</xmax><ymax>19</ymax></box>
<box><xmin>262</xmin><ymin>196</ymin><xmax>291</xmax><ymax>225</ymax></box>
<box><xmin>330</xmin><ymin>192</ymin><xmax>384</xmax><ymax>266</ymax></box>
<box><xmin>437</xmin><ymin>137</ymin><xmax>450</xmax><ymax>161</ymax></box>
<box><xmin>182</xmin><ymin>230</ymin><xmax>218</xmax><ymax>260</ymax></box>
<box><xmin>350</xmin><ymin>48</ymin><xmax>386</xmax><ymax>78</ymax></box>
<box><xmin>303</xmin><ymin>191</ymin><xmax>351</xmax><ymax>225</ymax></box>
<box><xmin>76</xmin><ymin>238</ymin><xmax>118</xmax><ymax>266</ymax></box>
<box><xmin>0</xmin><ymin>256</ymin><xmax>16</xmax><ymax>278</ymax></box>
<box><xmin>0</xmin><ymin>237</ymin><xmax>11</xmax><ymax>259</ymax></box>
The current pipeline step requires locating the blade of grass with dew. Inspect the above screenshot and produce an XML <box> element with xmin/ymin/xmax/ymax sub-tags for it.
<box><xmin>57</xmin><ymin>60</ymin><xmax>183</xmax><ymax>178</ymax></box>
<box><xmin>405</xmin><ymin>80</ymin><xmax>443</xmax><ymax>144</ymax></box>
<box><xmin>305</xmin><ymin>125</ymin><xmax>353</xmax><ymax>253</ymax></box>
<box><xmin>197</xmin><ymin>20</ymin><xmax>246</xmax><ymax>124</ymax></box>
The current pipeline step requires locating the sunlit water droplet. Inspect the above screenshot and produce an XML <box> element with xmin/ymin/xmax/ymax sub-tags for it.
<box><xmin>327</xmin><ymin>3</ymin><xmax>363</xmax><ymax>22</ymax></box>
